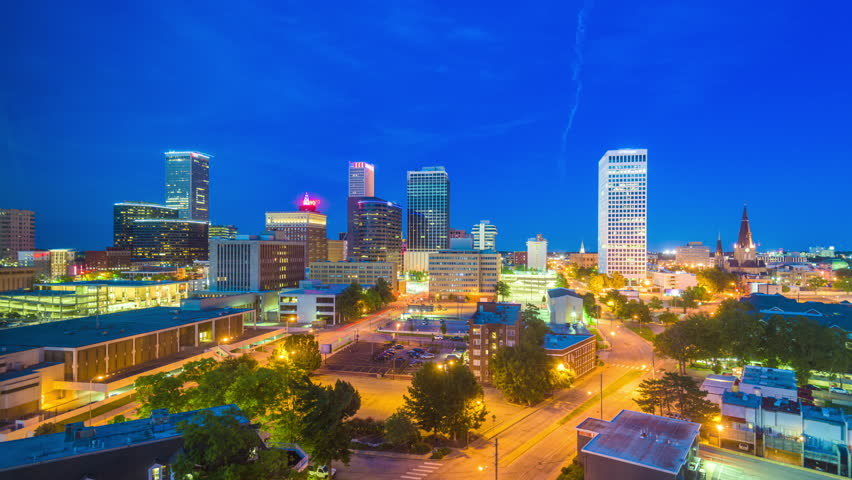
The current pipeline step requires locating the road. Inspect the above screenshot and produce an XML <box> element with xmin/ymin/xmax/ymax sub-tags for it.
<box><xmin>335</xmin><ymin>309</ymin><xmax>671</xmax><ymax>480</ymax></box>
<box><xmin>699</xmin><ymin>445</ymin><xmax>839</xmax><ymax>480</ymax></box>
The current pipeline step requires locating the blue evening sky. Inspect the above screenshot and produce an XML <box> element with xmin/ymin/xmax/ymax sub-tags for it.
<box><xmin>2</xmin><ymin>1</ymin><xmax>850</xmax><ymax>252</ymax></box>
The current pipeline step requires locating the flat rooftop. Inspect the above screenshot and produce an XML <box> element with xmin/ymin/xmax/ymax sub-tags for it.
<box><xmin>547</xmin><ymin>288</ymin><xmax>583</xmax><ymax>299</ymax></box>
<box><xmin>803</xmin><ymin>405</ymin><xmax>847</xmax><ymax>425</ymax></box>
<box><xmin>544</xmin><ymin>333</ymin><xmax>594</xmax><ymax>351</ymax></box>
<box><xmin>0</xmin><ymin>405</ymin><xmax>246</xmax><ymax>471</ymax></box>
<box><xmin>471</xmin><ymin>303</ymin><xmax>521</xmax><ymax>326</ymax></box>
<box><xmin>741</xmin><ymin>366</ymin><xmax>797</xmax><ymax>391</ymax></box>
<box><xmin>280</xmin><ymin>285</ymin><xmax>347</xmax><ymax>296</ymax></box>
<box><xmin>722</xmin><ymin>391</ymin><xmax>761</xmax><ymax>409</ymax></box>
<box><xmin>0</xmin><ymin>362</ymin><xmax>61</xmax><ymax>382</ymax></box>
<box><xmin>580</xmin><ymin>410</ymin><xmax>700</xmax><ymax>474</ymax></box>
<box><xmin>36</xmin><ymin>280</ymin><xmax>186</xmax><ymax>287</ymax></box>
<box><xmin>0</xmin><ymin>306</ymin><xmax>251</xmax><ymax>349</ymax></box>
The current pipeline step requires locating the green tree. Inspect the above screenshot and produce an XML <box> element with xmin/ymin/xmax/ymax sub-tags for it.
<box><xmin>716</xmin><ymin>300</ymin><xmax>764</xmax><ymax>366</ymax></box>
<box><xmin>34</xmin><ymin>422</ymin><xmax>59</xmax><ymax>436</ymax></box>
<box><xmin>806</xmin><ymin>277</ymin><xmax>828</xmax><ymax>290</ymax></box>
<box><xmin>696</xmin><ymin>268</ymin><xmax>738</xmax><ymax>294</ymax></box>
<box><xmin>384</xmin><ymin>410</ymin><xmax>420</xmax><ymax>448</ymax></box>
<box><xmin>5</xmin><ymin>311</ymin><xmax>21</xmax><ymax>319</ymax></box>
<box><xmin>648</xmin><ymin>297</ymin><xmax>664</xmax><ymax>311</ymax></box>
<box><xmin>172</xmin><ymin>407</ymin><xmax>295</xmax><ymax>480</ymax></box>
<box><xmin>298</xmin><ymin>379</ymin><xmax>361</xmax><ymax>472</ymax></box>
<box><xmin>281</xmin><ymin>334</ymin><xmax>322</xmax><ymax>373</ymax></box>
<box><xmin>440</xmin><ymin>322</ymin><xmax>448</xmax><ymax>335</ymax></box>
<box><xmin>658</xmin><ymin>311</ymin><xmax>679</xmax><ymax>325</ymax></box>
<box><xmin>403</xmin><ymin>363</ymin><xmax>487</xmax><ymax>441</ymax></box>
<box><xmin>491</xmin><ymin>342</ymin><xmax>559</xmax><ymax>406</ymax></box>
<box><xmin>587</xmin><ymin>274</ymin><xmax>606</xmax><ymax>294</ymax></box>
<box><xmin>634</xmin><ymin>373</ymin><xmax>718</xmax><ymax>424</ymax></box>
<box><xmin>608</xmin><ymin>272</ymin><xmax>626</xmax><ymax>290</ymax></box>
<box><xmin>408</xmin><ymin>270</ymin><xmax>427</xmax><ymax>282</ymax></box>
<box><xmin>337</xmin><ymin>282</ymin><xmax>364</xmax><ymax>322</ymax></box>
<box><xmin>835</xmin><ymin>277</ymin><xmax>852</xmax><ymax>292</ymax></box>
<box><xmin>521</xmin><ymin>304</ymin><xmax>549</xmax><ymax>346</ymax></box>
<box><xmin>582</xmin><ymin>293</ymin><xmax>597</xmax><ymax>320</ymax></box>
<box><xmin>135</xmin><ymin>372</ymin><xmax>187</xmax><ymax>418</ymax></box>
<box><xmin>557</xmin><ymin>463</ymin><xmax>585</xmax><ymax>480</ymax></box>
<box><xmin>495</xmin><ymin>281</ymin><xmax>510</xmax><ymax>301</ymax></box>
<box><xmin>374</xmin><ymin>277</ymin><xmax>397</xmax><ymax>304</ymax></box>
<box><xmin>555</xmin><ymin>272</ymin><xmax>569</xmax><ymax>288</ymax></box>
<box><xmin>108</xmin><ymin>414</ymin><xmax>128</xmax><ymax>424</ymax></box>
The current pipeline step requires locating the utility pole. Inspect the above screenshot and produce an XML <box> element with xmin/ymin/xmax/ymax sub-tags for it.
<box><xmin>494</xmin><ymin>436</ymin><xmax>498</xmax><ymax>480</ymax></box>
<box><xmin>599</xmin><ymin>373</ymin><xmax>603</xmax><ymax>418</ymax></box>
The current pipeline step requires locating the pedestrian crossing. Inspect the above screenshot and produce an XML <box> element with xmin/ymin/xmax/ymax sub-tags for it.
<box><xmin>400</xmin><ymin>461</ymin><xmax>443</xmax><ymax>479</ymax></box>
<box><xmin>607</xmin><ymin>363</ymin><xmax>646</xmax><ymax>369</ymax></box>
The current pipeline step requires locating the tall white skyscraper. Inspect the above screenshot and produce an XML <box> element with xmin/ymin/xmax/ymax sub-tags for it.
<box><xmin>348</xmin><ymin>162</ymin><xmax>375</xmax><ymax>197</ymax></box>
<box><xmin>526</xmin><ymin>234</ymin><xmax>548</xmax><ymax>271</ymax></box>
<box><xmin>598</xmin><ymin>149</ymin><xmax>648</xmax><ymax>283</ymax></box>
<box><xmin>471</xmin><ymin>220</ymin><xmax>498</xmax><ymax>251</ymax></box>
<box><xmin>347</xmin><ymin>162</ymin><xmax>376</xmax><ymax>242</ymax></box>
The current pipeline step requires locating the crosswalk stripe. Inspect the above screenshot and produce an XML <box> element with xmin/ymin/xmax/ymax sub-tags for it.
<box><xmin>411</xmin><ymin>468</ymin><xmax>434</xmax><ymax>472</ymax></box>
<box><xmin>404</xmin><ymin>472</ymin><xmax>426</xmax><ymax>477</ymax></box>
<box><xmin>401</xmin><ymin>476</ymin><xmax>423</xmax><ymax>479</ymax></box>
<box><xmin>423</xmin><ymin>462</ymin><xmax>443</xmax><ymax>466</ymax></box>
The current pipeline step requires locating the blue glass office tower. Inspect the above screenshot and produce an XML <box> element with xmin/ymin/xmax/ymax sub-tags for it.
<box><xmin>165</xmin><ymin>151</ymin><xmax>210</xmax><ymax>221</ymax></box>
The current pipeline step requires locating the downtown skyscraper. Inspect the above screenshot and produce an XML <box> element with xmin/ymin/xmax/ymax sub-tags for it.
<box><xmin>598</xmin><ymin>149</ymin><xmax>648</xmax><ymax>284</ymax></box>
<box><xmin>407</xmin><ymin>166</ymin><xmax>450</xmax><ymax>251</ymax></box>
<box><xmin>165</xmin><ymin>151</ymin><xmax>210</xmax><ymax>221</ymax></box>
<box><xmin>347</xmin><ymin>162</ymin><xmax>375</xmax><ymax>242</ymax></box>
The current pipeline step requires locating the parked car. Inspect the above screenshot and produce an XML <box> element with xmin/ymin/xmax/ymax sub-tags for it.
<box><xmin>445</xmin><ymin>354</ymin><xmax>460</xmax><ymax>363</ymax></box>
<box><xmin>450</xmin><ymin>336</ymin><xmax>463</xmax><ymax>341</ymax></box>
<box><xmin>420</xmin><ymin>353</ymin><xmax>435</xmax><ymax>359</ymax></box>
<box><xmin>412</xmin><ymin>348</ymin><xmax>425</xmax><ymax>354</ymax></box>
<box><xmin>393</xmin><ymin>344</ymin><xmax>404</xmax><ymax>350</ymax></box>
<box><xmin>433</xmin><ymin>335</ymin><xmax>444</xmax><ymax>340</ymax></box>
<box><xmin>830</xmin><ymin>387</ymin><xmax>849</xmax><ymax>395</ymax></box>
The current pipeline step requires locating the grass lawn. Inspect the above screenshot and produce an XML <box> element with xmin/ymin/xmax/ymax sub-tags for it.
<box><xmin>626</xmin><ymin>324</ymin><xmax>656</xmax><ymax>342</ymax></box>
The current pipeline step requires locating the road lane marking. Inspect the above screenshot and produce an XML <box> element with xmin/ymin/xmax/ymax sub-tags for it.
<box><xmin>401</xmin><ymin>476</ymin><xmax>423</xmax><ymax>479</ymax></box>
<box><xmin>423</xmin><ymin>462</ymin><xmax>442</xmax><ymax>466</ymax></box>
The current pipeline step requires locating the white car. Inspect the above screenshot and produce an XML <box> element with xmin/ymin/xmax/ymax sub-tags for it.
<box><xmin>308</xmin><ymin>465</ymin><xmax>337</xmax><ymax>478</ymax></box>
<box><xmin>830</xmin><ymin>387</ymin><xmax>849</xmax><ymax>395</ymax></box>
<box><xmin>420</xmin><ymin>353</ymin><xmax>435</xmax><ymax>359</ymax></box>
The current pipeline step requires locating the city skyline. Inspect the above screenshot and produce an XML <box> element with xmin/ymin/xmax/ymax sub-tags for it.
<box><xmin>3</xmin><ymin>2</ymin><xmax>851</xmax><ymax>252</ymax></box>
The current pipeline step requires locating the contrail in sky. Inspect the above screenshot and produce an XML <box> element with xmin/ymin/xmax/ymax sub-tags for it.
<box><xmin>559</xmin><ymin>2</ymin><xmax>591</xmax><ymax>179</ymax></box>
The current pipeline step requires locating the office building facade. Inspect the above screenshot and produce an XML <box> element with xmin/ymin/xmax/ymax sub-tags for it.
<box><xmin>0</xmin><ymin>209</ymin><xmax>35</xmax><ymax>263</ymax></box>
<box><xmin>526</xmin><ymin>234</ymin><xmax>548</xmax><ymax>271</ymax></box>
<box><xmin>471</xmin><ymin>220</ymin><xmax>498</xmax><ymax>251</ymax></box>
<box><xmin>350</xmin><ymin>197</ymin><xmax>402</xmax><ymax>265</ymax></box>
<box><xmin>407</xmin><ymin>166</ymin><xmax>450</xmax><ymax>251</ymax></box>
<box><xmin>208</xmin><ymin>236</ymin><xmax>305</xmax><ymax>292</ymax></box>
<box><xmin>265</xmin><ymin>194</ymin><xmax>328</xmax><ymax>267</ymax></box>
<box><xmin>209</xmin><ymin>224</ymin><xmax>238</xmax><ymax>239</ymax></box>
<box><xmin>598</xmin><ymin>149</ymin><xmax>648</xmax><ymax>284</ymax></box>
<box><xmin>280</xmin><ymin>281</ymin><xmax>346</xmax><ymax>325</ymax></box>
<box><xmin>130</xmin><ymin>219</ymin><xmax>209</xmax><ymax>265</ymax></box>
<box><xmin>428</xmin><ymin>249</ymin><xmax>500</xmax><ymax>299</ymax></box>
<box><xmin>113</xmin><ymin>202</ymin><xmax>179</xmax><ymax>249</ymax></box>
<box><xmin>468</xmin><ymin>302</ymin><xmax>522</xmax><ymax>383</ymax></box>
<box><xmin>675</xmin><ymin>241</ymin><xmax>711</xmax><ymax>267</ymax></box>
<box><xmin>165</xmin><ymin>151</ymin><xmax>210</xmax><ymax>221</ymax></box>
<box><xmin>347</xmin><ymin>161</ymin><xmax>375</xmax><ymax>241</ymax></box>
<box><xmin>308</xmin><ymin>261</ymin><xmax>398</xmax><ymax>290</ymax></box>
<box><xmin>84</xmin><ymin>247</ymin><xmax>131</xmax><ymax>271</ymax></box>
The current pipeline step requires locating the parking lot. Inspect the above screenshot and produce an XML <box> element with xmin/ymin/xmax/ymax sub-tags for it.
<box><xmin>322</xmin><ymin>340</ymin><xmax>465</xmax><ymax>377</ymax></box>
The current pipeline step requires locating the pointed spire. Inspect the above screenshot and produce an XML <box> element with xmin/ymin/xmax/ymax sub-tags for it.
<box><xmin>715</xmin><ymin>232</ymin><xmax>723</xmax><ymax>255</ymax></box>
<box><xmin>579</xmin><ymin>240</ymin><xmax>585</xmax><ymax>254</ymax></box>
<box><xmin>737</xmin><ymin>203</ymin><xmax>753</xmax><ymax>249</ymax></box>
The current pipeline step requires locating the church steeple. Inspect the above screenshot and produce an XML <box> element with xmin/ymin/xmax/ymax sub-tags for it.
<box><xmin>736</xmin><ymin>204</ymin><xmax>754</xmax><ymax>249</ymax></box>
<box><xmin>715</xmin><ymin>232</ymin><xmax>723</xmax><ymax>256</ymax></box>
<box><xmin>579</xmin><ymin>240</ymin><xmax>585</xmax><ymax>254</ymax></box>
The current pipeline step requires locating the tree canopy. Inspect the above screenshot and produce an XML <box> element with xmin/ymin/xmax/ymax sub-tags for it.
<box><xmin>402</xmin><ymin>363</ymin><xmax>487</xmax><ymax>441</ymax></box>
<box><xmin>634</xmin><ymin>372</ymin><xmax>718</xmax><ymax>425</ymax></box>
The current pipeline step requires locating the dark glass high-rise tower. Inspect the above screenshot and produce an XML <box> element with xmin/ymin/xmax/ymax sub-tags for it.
<box><xmin>165</xmin><ymin>151</ymin><xmax>210</xmax><ymax>221</ymax></box>
<box><xmin>113</xmin><ymin>202</ymin><xmax>178</xmax><ymax>249</ymax></box>
<box><xmin>406</xmin><ymin>166</ymin><xmax>450</xmax><ymax>251</ymax></box>
<box><xmin>350</xmin><ymin>197</ymin><xmax>402</xmax><ymax>265</ymax></box>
